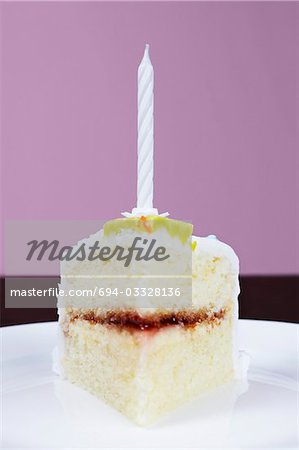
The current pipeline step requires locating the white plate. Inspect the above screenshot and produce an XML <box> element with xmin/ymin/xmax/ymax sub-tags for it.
<box><xmin>1</xmin><ymin>320</ymin><xmax>298</xmax><ymax>449</ymax></box>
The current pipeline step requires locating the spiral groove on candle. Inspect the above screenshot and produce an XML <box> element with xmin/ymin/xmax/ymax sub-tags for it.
<box><xmin>137</xmin><ymin>46</ymin><xmax>154</xmax><ymax>209</ymax></box>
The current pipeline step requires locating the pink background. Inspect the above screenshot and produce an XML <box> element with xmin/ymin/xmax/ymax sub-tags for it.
<box><xmin>1</xmin><ymin>2</ymin><xmax>297</xmax><ymax>275</ymax></box>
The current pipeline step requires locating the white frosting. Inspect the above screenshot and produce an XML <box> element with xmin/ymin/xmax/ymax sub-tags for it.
<box><xmin>192</xmin><ymin>235</ymin><xmax>240</xmax><ymax>377</ymax></box>
<box><xmin>52</xmin><ymin>308</ymin><xmax>66</xmax><ymax>377</ymax></box>
<box><xmin>122</xmin><ymin>208</ymin><xmax>169</xmax><ymax>218</ymax></box>
<box><xmin>193</xmin><ymin>235</ymin><xmax>239</xmax><ymax>275</ymax></box>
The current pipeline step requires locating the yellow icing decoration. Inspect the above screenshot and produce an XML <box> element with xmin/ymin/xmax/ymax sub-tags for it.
<box><xmin>104</xmin><ymin>216</ymin><xmax>193</xmax><ymax>244</ymax></box>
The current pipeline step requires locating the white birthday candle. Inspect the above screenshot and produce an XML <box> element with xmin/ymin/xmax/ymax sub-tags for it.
<box><xmin>137</xmin><ymin>44</ymin><xmax>154</xmax><ymax>210</ymax></box>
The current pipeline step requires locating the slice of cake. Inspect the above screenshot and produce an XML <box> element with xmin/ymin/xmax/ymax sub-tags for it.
<box><xmin>55</xmin><ymin>215</ymin><xmax>241</xmax><ymax>426</ymax></box>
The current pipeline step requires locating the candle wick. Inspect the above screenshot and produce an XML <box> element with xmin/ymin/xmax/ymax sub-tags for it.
<box><xmin>143</xmin><ymin>44</ymin><xmax>150</xmax><ymax>61</ymax></box>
